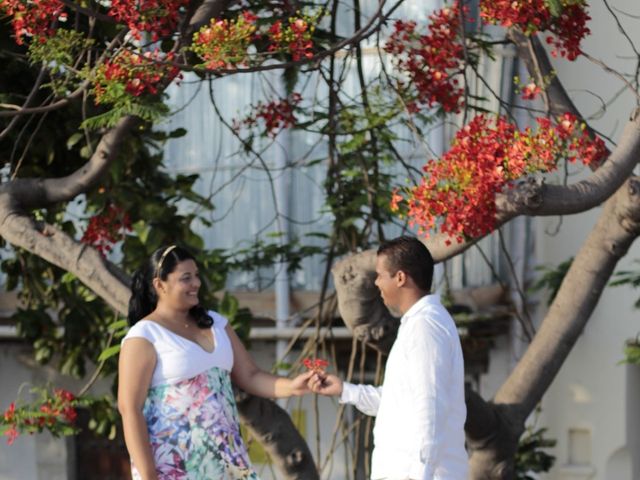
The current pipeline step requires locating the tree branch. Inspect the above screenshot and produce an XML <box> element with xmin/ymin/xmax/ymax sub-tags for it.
<box><xmin>494</xmin><ymin>175</ymin><xmax>640</xmax><ymax>421</ymax></box>
<box><xmin>1</xmin><ymin>116</ymin><xmax>138</xmax><ymax>208</ymax></box>
<box><xmin>497</xmin><ymin>107</ymin><xmax>640</xmax><ymax>217</ymax></box>
<box><xmin>507</xmin><ymin>31</ymin><xmax>579</xmax><ymax>117</ymax></box>
<box><xmin>0</xmin><ymin>213</ymin><xmax>130</xmax><ymax>312</ymax></box>
<box><xmin>185</xmin><ymin>0</ymin><xmax>234</xmax><ymax>36</ymax></box>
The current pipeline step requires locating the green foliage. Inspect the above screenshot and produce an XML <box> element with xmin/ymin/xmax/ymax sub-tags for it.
<box><xmin>80</xmin><ymin>102</ymin><xmax>170</xmax><ymax>130</ymax></box>
<box><xmin>83</xmin><ymin>395</ymin><xmax>122</xmax><ymax>439</ymax></box>
<box><xmin>545</xmin><ymin>0</ymin><xmax>563</xmax><ymax>17</ymax></box>
<box><xmin>621</xmin><ymin>340</ymin><xmax>640</xmax><ymax>365</ymax></box>
<box><xmin>2</xmin><ymin>255</ymin><xmax>120</xmax><ymax>378</ymax></box>
<box><xmin>27</xmin><ymin>30</ymin><xmax>91</xmax><ymax>95</ymax></box>
<box><xmin>323</xmin><ymin>101</ymin><xmax>405</xmax><ymax>253</ymax></box>
<box><xmin>227</xmin><ymin>235</ymin><xmax>324</xmax><ymax>275</ymax></box>
<box><xmin>218</xmin><ymin>291</ymin><xmax>253</xmax><ymax>343</ymax></box>
<box><xmin>515</xmin><ymin>427</ymin><xmax>557</xmax><ymax>479</ymax></box>
<box><xmin>529</xmin><ymin>257</ymin><xmax>574</xmax><ymax>306</ymax></box>
<box><xmin>610</xmin><ymin>259</ymin><xmax>640</xmax><ymax>308</ymax></box>
<box><xmin>610</xmin><ymin>259</ymin><xmax>640</xmax><ymax>364</ymax></box>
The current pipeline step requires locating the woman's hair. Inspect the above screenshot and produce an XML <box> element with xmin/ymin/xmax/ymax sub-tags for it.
<box><xmin>127</xmin><ymin>245</ymin><xmax>213</xmax><ymax>328</ymax></box>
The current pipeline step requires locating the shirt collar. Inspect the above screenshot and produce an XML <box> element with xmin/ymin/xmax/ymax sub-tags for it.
<box><xmin>400</xmin><ymin>293</ymin><xmax>441</xmax><ymax>325</ymax></box>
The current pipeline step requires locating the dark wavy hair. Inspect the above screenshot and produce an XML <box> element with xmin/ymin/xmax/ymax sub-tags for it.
<box><xmin>127</xmin><ymin>245</ymin><xmax>213</xmax><ymax>328</ymax></box>
<box><xmin>377</xmin><ymin>236</ymin><xmax>434</xmax><ymax>293</ymax></box>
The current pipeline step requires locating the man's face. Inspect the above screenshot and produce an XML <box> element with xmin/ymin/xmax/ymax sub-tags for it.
<box><xmin>374</xmin><ymin>254</ymin><xmax>401</xmax><ymax>316</ymax></box>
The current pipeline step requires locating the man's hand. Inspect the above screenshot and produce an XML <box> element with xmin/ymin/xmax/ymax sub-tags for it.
<box><xmin>308</xmin><ymin>372</ymin><xmax>343</xmax><ymax>397</ymax></box>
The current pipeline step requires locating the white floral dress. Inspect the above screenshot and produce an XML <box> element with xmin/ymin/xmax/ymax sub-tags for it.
<box><xmin>122</xmin><ymin>312</ymin><xmax>259</xmax><ymax>479</ymax></box>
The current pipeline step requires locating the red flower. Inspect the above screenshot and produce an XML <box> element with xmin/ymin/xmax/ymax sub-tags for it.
<box><xmin>390</xmin><ymin>188</ymin><xmax>404</xmax><ymax>212</ymax></box>
<box><xmin>54</xmin><ymin>389</ymin><xmax>74</xmax><ymax>402</ymax></box>
<box><xmin>108</xmin><ymin>0</ymin><xmax>189</xmax><ymax>41</ymax></box>
<box><xmin>3</xmin><ymin>402</ymin><xmax>15</xmax><ymax>422</ymax></box>
<box><xmin>521</xmin><ymin>82</ymin><xmax>541</xmax><ymax>101</ymax></box>
<box><xmin>384</xmin><ymin>2</ymin><xmax>467</xmax><ymax>113</ymax></box>
<box><xmin>480</xmin><ymin>0</ymin><xmax>590</xmax><ymax>61</ymax></box>
<box><xmin>403</xmin><ymin>113</ymin><xmax>607</xmax><ymax>242</ymax></box>
<box><xmin>235</xmin><ymin>93</ymin><xmax>302</xmax><ymax>137</ymax></box>
<box><xmin>3</xmin><ymin>426</ymin><xmax>19</xmax><ymax>445</ymax></box>
<box><xmin>303</xmin><ymin>358</ymin><xmax>329</xmax><ymax>373</ymax></box>
<box><xmin>0</xmin><ymin>0</ymin><xmax>65</xmax><ymax>44</ymax></box>
<box><xmin>61</xmin><ymin>406</ymin><xmax>77</xmax><ymax>424</ymax></box>
<box><xmin>81</xmin><ymin>204</ymin><xmax>132</xmax><ymax>255</ymax></box>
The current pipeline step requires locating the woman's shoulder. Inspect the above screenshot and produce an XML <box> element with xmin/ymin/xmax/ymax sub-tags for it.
<box><xmin>206</xmin><ymin>310</ymin><xmax>229</xmax><ymax>329</ymax></box>
<box><xmin>121</xmin><ymin>319</ymin><xmax>160</xmax><ymax>345</ymax></box>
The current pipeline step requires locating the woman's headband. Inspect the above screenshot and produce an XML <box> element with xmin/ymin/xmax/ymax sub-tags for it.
<box><xmin>156</xmin><ymin>245</ymin><xmax>177</xmax><ymax>278</ymax></box>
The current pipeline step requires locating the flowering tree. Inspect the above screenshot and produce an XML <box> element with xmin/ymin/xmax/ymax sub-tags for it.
<box><xmin>0</xmin><ymin>0</ymin><xmax>638</xmax><ymax>478</ymax></box>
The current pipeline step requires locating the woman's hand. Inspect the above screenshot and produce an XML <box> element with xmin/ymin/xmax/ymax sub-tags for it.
<box><xmin>287</xmin><ymin>370</ymin><xmax>315</xmax><ymax>396</ymax></box>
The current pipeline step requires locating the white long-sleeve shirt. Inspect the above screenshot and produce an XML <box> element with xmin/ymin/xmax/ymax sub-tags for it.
<box><xmin>340</xmin><ymin>294</ymin><xmax>468</xmax><ymax>480</ymax></box>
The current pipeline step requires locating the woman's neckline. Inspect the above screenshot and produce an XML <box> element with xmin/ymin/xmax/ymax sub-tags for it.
<box><xmin>141</xmin><ymin>319</ymin><xmax>216</xmax><ymax>354</ymax></box>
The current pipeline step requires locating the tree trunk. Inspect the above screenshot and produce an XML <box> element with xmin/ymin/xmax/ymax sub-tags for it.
<box><xmin>236</xmin><ymin>392</ymin><xmax>319</xmax><ymax>480</ymax></box>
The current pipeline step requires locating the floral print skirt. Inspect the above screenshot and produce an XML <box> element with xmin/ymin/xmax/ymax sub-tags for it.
<box><xmin>131</xmin><ymin>366</ymin><xmax>259</xmax><ymax>480</ymax></box>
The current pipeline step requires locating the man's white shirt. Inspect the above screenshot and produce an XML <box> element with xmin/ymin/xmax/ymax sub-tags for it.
<box><xmin>340</xmin><ymin>294</ymin><xmax>468</xmax><ymax>480</ymax></box>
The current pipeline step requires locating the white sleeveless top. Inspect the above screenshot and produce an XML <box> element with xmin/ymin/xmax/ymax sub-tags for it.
<box><xmin>121</xmin><ymin>310</ymin><xmax>234</xmax><ymax>387</ymax></box>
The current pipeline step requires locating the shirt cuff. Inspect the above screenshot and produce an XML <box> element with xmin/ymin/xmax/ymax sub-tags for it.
<box><xmin>339</xmin><ymin>382</ymin><xmax>359</xmax><ymax>404</ymax></box>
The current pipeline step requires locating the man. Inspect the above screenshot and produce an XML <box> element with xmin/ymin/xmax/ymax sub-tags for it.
<box><xmin>310</xmin><ymin>236</ymin><xmax>468</xmax><ymax>479</ymax></box>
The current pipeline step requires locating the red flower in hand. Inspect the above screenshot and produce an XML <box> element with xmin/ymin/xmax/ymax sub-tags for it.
<box><xmin>303</xmin><ymin>358</ymin><xmax>329</xmax><ymax>373</ymax></box>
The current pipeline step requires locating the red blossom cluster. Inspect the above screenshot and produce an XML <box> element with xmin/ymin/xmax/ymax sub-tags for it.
<box><xmin>81</xmin><ymin>204</ymin><xmax>132</xmax><ymax>255</ymax></box>
<box><xmin>480</xmin><ymin>0</ymin><xmax>591</xmax><ymax>61</ymax></box>
<box><xmin>0</xmin><ymin>0</ymin><xmax>66</xmax><ymax>45</ymax></box>
<box><xmin>108</xmin><ymin>0</ymin><xmax>188</xmax><ymax>41</ymax></box>
<box><xmin>480</xmin><ymin>0</ymin><xmax>549</xmax><ymax>32</ymax></box>
<box><xmin>2</xmin><ymin>389</ymin><xmax>77</xmax><ymax>445</ymax></box>
<box><xmin>521</xmin><ymin>82</ymin><xmax>542</xmax><ymax>100</ymax></box>
<box><xmin>191</xmin><ymin>11</ymin><xmax>258</xmax><ymax>69</ymax></box>
<box><xmin>546</xmin><ymin>3</ymin><xmax>591</xmax><ymax>60</ymax></box>
<box><xmin>396</xmin><ymin>113</ymin><xmax>607</xmax><ymax>242</ymax></box>
<box><xmin>384</xmin><ymin>2</ymin><xmax>466</xmax><ymax>113</ymax></box>
<box><xmin>192</xmin><ymin>11</ymin><xmax>317</xmax><ymax>69</ymax></box>
<box><xmin>1</xmin><ymin>0</ymin><xmax>188</xmax><ymax>44</ymax></box>
<box><xmin>303</xmin><ymin>357</ymin><xmax>329</xmax><ymax>373</ymax></box>
<box><xmin>234</xmin><ymin>93</ymin><xmax>302</xmax><ymax>137</ymax></box>
<box><xmin>267</xmin><ymin>16</ymin><xmax>314</xmax><ymax>61</ymax></box>
<box><xmin>92</xmin><ymin>50</ymin><xmax>179</xmax><ymax>105</ymax></box>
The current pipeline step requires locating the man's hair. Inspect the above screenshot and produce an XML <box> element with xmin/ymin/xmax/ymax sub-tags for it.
<box><xmin>377</xmin><ymin>236</ymin><xmax>434</xmax><ymax>292</ymax></box>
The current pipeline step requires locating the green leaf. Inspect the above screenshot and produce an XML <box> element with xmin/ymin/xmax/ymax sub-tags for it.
<box><xmin>168</xmin><ymin>128</ymin><xmax>187</xmax><ymax>138</ymax></box>
<box><xmin>60</xmin><ymin>272</ymin><xmax>77</xmax><ymax>284</ymax></box>
<box><xmin>132</xmin><ymin>220</ymin><xmax>151</xmax><ymax>245</ymax></box>
<box><xmin>545</xmin><ymin>0</ymin><xmax>562</xmax><ymax>17</ymax></box>
<box><xmin>529</xmin><ymin>258</ymin><xmax>573</xmax><ymax>306</ymax></box>
<box><xmin>108</xmin><ymin>319</ymin><xmax>129</xmax><ymax>332</ymax></box>
<box><xmin>97</xmin><ymin>345</ymin><xmax>121</xmax><ymax>362</ymax></box>
<box><xmin>66</xmin><ymin>132</ymin><xmax>84</xmax><ymax>150</ymax></box>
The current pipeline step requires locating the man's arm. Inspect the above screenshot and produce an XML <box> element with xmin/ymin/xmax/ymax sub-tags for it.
<box><xmin>310</xmin><ymin>373</ymin><xmax>383</xmax><ymax>416</ymax></box>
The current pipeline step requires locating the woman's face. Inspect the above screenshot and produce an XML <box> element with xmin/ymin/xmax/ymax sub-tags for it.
<box><xmin>156</xmin><ymin>259</ymin><xmax>201</xmax><ymax>309</ymax></box>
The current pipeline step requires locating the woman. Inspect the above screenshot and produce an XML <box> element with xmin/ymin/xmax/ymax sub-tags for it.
<box><xmin>118</xmin><ymin>245</ymin><xmax>313</xmax><ymax>479</ymax></box>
